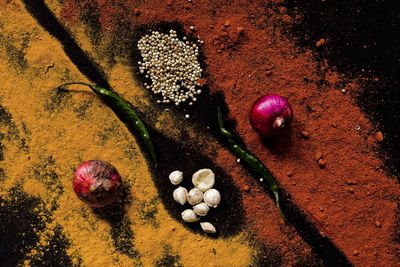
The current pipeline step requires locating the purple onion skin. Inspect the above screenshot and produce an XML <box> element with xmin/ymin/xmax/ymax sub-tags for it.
<box><xmin>250</xmin><ymin>94</ymin><xmax>294</xmax><ymax>138</ymax></box>
<box><xmin>73</xmin><ymin>160</ymin><xmax>122</xmax><ymax>208</ymax></box>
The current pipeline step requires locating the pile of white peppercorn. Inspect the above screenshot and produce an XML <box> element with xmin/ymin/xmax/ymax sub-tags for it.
<box><xmin>169</xmin><ymin>169</ymin><xmax>221</xmax><ymax>234</ymax></box>
<box><xmin>137</xmin><ymin>30</ymin><xmax>203</xmax><ymax>106</ymax></box>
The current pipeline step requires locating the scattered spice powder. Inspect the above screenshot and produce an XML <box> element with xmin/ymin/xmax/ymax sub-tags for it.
<box><xmin>316</xmin><ymin>38</ymin><xmax>326</xmax><ymax>48</ymax></box>
<box><xmin>70</xmin><ymin>1</ymin><xmax>400</xmax><ymax>266</ymax></box>
<box><xmin>376</xmin><ymin>131</ymin><xmax>384</xmax><ymax>142</ymax></box>
<box><xmin>0</xmin><ymin>3</ymin><xmax>252</xmax><ymax>266</ymax></box>
<box><xmin>1</xmin><ymin>0</ymin><xmax>399</xmax><ymax>266</ymax></box>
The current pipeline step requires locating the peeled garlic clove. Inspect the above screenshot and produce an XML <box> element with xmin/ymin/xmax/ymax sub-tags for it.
<box><xmin>204</xmin><ymin>188</ymin><xmax>221</xmax><ymax>208</ymax></box>
<box><xmin>173</xmin><ymin>186</ymin><xmax>188</xmax><ymax>205</ymax></box>
<box><xmin>187</xmin><ymin>188</ymin><xmax>204</xmax><ymax>205</ymax></box>
<box><xmin>192</xmin><ymin>169</ymin><xmax>215</xmax><ymax>192</ymax></box>
<box><xmin>200</xmin><ymin>222</ymin><xmax>216</xmax><ymax>234</ymax></box>
<box><xmin>193</xmin><ymin>202</ymin><xmax>209</xmax><ymax>216</ymax></box>
<box><xmin>169</xmin><ymin>170</ymin><xmax>183</xmax><ymax>185</ymax></box>
<box><xmin>181</xmin><ymin>209</ymin><xmax>199</xmax><ymax>222</ymax></box>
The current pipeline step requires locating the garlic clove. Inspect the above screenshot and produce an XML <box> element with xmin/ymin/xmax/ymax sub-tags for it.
<box><xmin>200</xmin><ymin>222</ymin><xmax>216</xmax><ymax>234</ymax></box>
<box><xmin>204</xmin><ymin>188</ymin><xmax>221</xmax><ymax>208</ymax></box>
<box><xmin>187</xmin><ymin>188</ymin><xmax>204</xmax><ymax>205</ymax></box>
<box><xmin>192</xmin><ymin>169</ymin><xmax>215</xmax><ymax>192</ymax></box>
<box><xmin>173</xmin><ymin>186</ymin><xmax>188</xmax><ymax>205</ymax></box>
<box><xmin>169</xmin><ymin>170</ymin><xmax>183</xmax><ymax>185</ymax></box>
<box><xmin>181</xmin><ymin>209</ymin><xmax>199</xmax><ymax>223</ymax></box>
<box><xmin>193</xmin><ymin>202</ymin><xmax>209</xmax><ymax>216</ymax></box>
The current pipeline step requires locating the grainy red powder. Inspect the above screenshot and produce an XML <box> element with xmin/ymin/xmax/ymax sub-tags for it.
<box><xmin>60</xmin><ymin>0</ymin><xmax>400</xmax><ymax>265</ymax></box>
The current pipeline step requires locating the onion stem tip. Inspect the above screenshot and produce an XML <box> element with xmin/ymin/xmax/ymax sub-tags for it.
<box><xmin>274</xmin><ymin>117</ymin><xmax>285</xmax><ymax>128</ymax></box>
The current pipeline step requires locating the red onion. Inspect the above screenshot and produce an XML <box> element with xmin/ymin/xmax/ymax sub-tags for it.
<box><xmin>73</xmin><ymin>160</ymin><xmax>122</xmax><ymax>208</ymax></box>
<box><xmin>250</xmin><ymin>94</ymin><xmax>293</xmax><ymax>137</ymax></box>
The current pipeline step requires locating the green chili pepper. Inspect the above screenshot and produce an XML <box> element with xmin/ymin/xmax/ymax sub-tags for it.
<box><xmin>58</xmin><ymin>82</ymin><xmax>157</xmax><ymax>165</ymax></box>
<box><xmin>217</xmin><ymin>107</ymin><xmax>283</xmax><ymax>217</ymax></box>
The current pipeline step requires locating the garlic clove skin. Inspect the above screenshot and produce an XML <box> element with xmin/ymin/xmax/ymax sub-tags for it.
<box><xmin>181</xmin><ymin>209</ymin><xmax>199</xmax><ymax>223</ymax></box>
<box><xmin>173</xmin><ymin>186</ymin><xmax>188</xmax><ymax>205</ymax></box>
<box><xmin>193</xmin><ymin>202</ymin><xmax>209</xmax><ymax>216</ymax></box>
<box><xmin>192</xmin><ymin>169</ymin><xmax>215</xmax><ymax>192</ymax></box>
<box><xmin>200</xmin><ymin>222</ymin><xmax>216</xmax><ymax>234</ymax></box>
<box><xmin>169</xmin><ymin>170</ymin><xmax>183</xmax><ymax>185</ymax></box>
<box><xmin>204</xmin><ymin>188</ymin><xmax>221</xmax><ymax>208</ymax></box>
<box><xmin>187</xmin><ymin>188</ymin><xmax>204</xmax><ymax>205</ymax></box>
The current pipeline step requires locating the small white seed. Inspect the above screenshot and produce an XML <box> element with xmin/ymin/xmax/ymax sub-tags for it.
<box><xmin>193</xmin><ymin>202</ymin><xmax>209</xmax><ymax>216</ymax></box>
<box><xmin>137</xmin><ymin>30</ymin><xmax>203</xmax><ymax>106</ymax></box>
<box><xmin>192</xmin><ymin>169</ymin><xmax>215</xmax><ymax>192</ymax></box>
<box><xmin>200</xmin><ymin>222</ymin><xmax>216</xmax><ymax>234</ymax></box>
<box><xmin>181</xmin><ymin>209</ymin><xmax>199</xmax><ymax>222</ymax></box>
<box><xmin>169</xmin><ymin>170</ymin><xmax>183</xmax><ymax>185</ymax></box>
<box><xmin>187</xmin><ymin>188</ymin><xmax>204</xmax><ymax>205</ymax></box>
<box><xmin>204</xmin><ymin>188</ymin><xmax>221</xmax><ymax>208</ymax></box>
<box><xmin>173</xmin><ymin>186</ymin><xmax>188</xmax><ymax>205</ymax></box>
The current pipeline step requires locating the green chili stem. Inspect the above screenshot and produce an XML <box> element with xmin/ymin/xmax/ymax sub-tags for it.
<box><xmin>58</xmin><ymin>82</ymin><xmax>157</xmax><ymax>166</ymax></box>
<box><xmin>217</xmin><ymin>107</ymin><xmax>283</xmax><ymax>218</ymax></box>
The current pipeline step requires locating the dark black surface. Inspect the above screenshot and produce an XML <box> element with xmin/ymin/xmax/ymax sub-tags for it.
<box><xmin>286</xmin><ymin>0</ymin><xmax>400</xmax><ymax>178</ymax></box>
<box><xmin>28</xmin><ymin>225</ymin><xmax>74</xmax><ymax>267</ymax></box>
<box><xmin>128</xmin><ymin>22</ymin><xmax>222</xmax><ymax>135</ymax></box>
<box><xmin>93</xmin><ymin>185</ymin><xmax>141</xmax><ymax>259</ymax></box>
<box><xmin>147</xmin><ymin>126</ymin><xmax>245</xmax><ymax>237</ymax></box>
<box><xmin>0</xmin><ymin>188</ymin><xmax>72</xmax><ymax>267</ymax></box>
<box><xmin>0</xmin><ymin>188</ymin><xmax>45</xmax><ymax>267</ymax></box>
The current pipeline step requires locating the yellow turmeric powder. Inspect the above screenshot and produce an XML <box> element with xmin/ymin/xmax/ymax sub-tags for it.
<box><xmin>0</xmin><ymin>2</ymin><xmax>254</xmax><ymax>266</ymax></box>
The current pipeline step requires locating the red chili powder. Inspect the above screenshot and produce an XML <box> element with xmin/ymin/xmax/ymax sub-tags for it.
<box><xmin>60</xmin><ymin>1</ymin><xmax>400</xmax><ymax>265</ymax></box>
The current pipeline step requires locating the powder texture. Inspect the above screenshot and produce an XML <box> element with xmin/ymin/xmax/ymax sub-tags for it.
<box><xmin>0</xmin><ymin>2</ymin><xmax>252</xmax><ymax>266</ymax></box>
<box><xmin>56</xmin><ymin>0</ymin><xmax>400</xmax><ymax>266</ymax></box>
<box><xmin>1</xmin><ymin>0</ymin><xmax>399</xmax><ymax>266</ymax></box>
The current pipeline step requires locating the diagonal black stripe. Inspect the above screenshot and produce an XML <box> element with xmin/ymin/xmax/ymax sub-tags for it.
<box><xmin>22</xmin><ymin>0</ymin><xmax>110</xmax><ymax>89</ymax></box>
